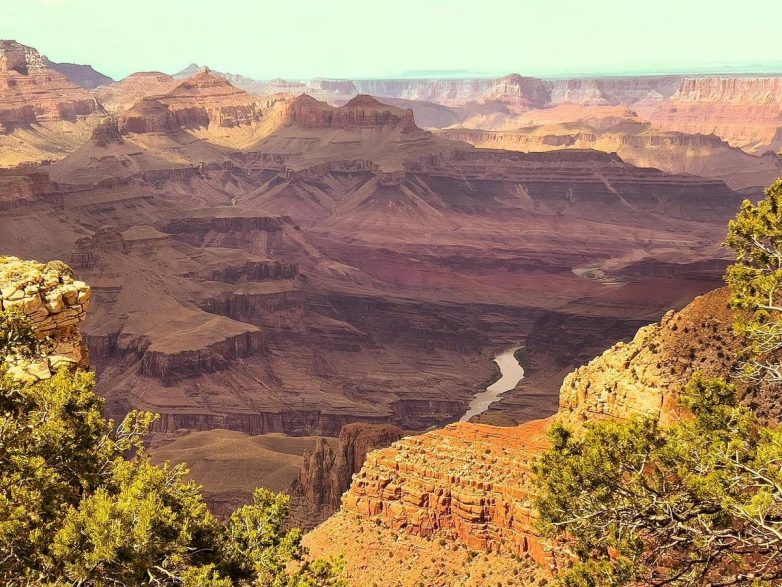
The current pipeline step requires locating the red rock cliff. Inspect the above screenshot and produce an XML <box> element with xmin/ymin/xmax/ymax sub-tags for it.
<box><xmin>0</xmin><ymin>40</ymin><xmax>102</xmax><ymax>132</ymax></box>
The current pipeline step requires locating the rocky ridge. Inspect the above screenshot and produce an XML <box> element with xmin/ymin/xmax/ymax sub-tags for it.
<box><xmin>117</xmin><ymin>69</ymin><xmax>267</xmax><ymax>134</ymax></box>
<box><xmin>646</xmin><ymin>77</ymin><xmax>782</xmax><ymax>152</ymax></box>
<box><xmin>0</xmin><ymin>40</ymin><xmax>101</xmax><ymax>131</ymax></box>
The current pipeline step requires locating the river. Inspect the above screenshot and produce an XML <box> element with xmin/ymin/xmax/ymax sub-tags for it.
<box><xmin>460</xmin><ymin>346</ymin><xmax>524</xmax><ymax>422</ymax></box>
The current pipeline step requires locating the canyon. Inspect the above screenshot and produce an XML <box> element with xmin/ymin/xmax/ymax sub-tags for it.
<box><xmin>0</xmin><ymin>40</ymin><xmax>780</xmax><ymax>577</ymax></box>
<box><xmin>304</xmin><ymin>287</ymin><xmax>747</xmax><ymax>584</ymax></box>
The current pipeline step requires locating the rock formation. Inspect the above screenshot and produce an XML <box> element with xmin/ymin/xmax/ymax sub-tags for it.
<box><xmin>305</xmin><ymin>288</ymin><xmax>748</xmax><ymax>582</ymax></box>
<box><xmin>281</xmin><ymin>94</ymin><xmax>417</xmax><ymax>131</ymax></box>
<box><xmin>647</xmin><ymin>76</ymin><xmax>782</xmax><ymax>152</ymax></box>
<box><xmin>289</xmin><ymin>423</ymin><xmax>403</xmax><ymax>527</ymax></box>
<box><xmin>0</xmin><ymin>40</ymin><xmax>101</xmax><ymax>131</ymax></box>
<box><xmin>0</xmin><ymin>256</ymin><xmax>90</xmax><ymax>381</ymax></box>
<box><xmin>117</xmin><ymin>70</ymin><xmax>266</xmax><ymax>134</ymax></box>
<box><xmin>341</xmin><ymin>421</ymin><xmax>551</xmax><ymax>562</ymax></box>
<box><xmin>558</xmin><ymin>288</ymin><xmax>739</xmax><ymax>425</ymax></box>
<box><xmin>438</xmin><ymin>117</ymin><xmax>782</xmax><ymax>191</ymax></box>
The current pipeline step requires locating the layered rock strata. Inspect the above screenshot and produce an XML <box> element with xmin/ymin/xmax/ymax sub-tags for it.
<box><xmin>340</xmin><ymin>420</ymin><xmax>551</xmax><ymax>564</ymax></box>
<box><xmin>0</xmin><ymin>40</ymin><xmax>101</xmax><ymax>131</ymax></box>
<box><xmin>117</xmin><ymin>70</ymin><xmax>266</xmax><ymax>134</ymax></box>
<box><xmin>317</xmin><ymin>289</ymin><xmax>742</xmax><ymax>571</ymax></box>
<box><xmin>647</xmin><ymin>77</ymin><xmax>782</xmax><ymax>152</ymax></box>
<box><xmin>0</xmin><ymin>256</ymin><xmax>90</xmax><ymax>381</ymax></box>
<box><xmin>289</xmin><ymin>423</ymin><xmax>403</xmax><ymax>527</ymax></box>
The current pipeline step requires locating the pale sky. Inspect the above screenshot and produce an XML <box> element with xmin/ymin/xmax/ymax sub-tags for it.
<box><xmin>2</xmin><ymin>0</ymin><xmax>781</xmax><ymax>81</ymax></box>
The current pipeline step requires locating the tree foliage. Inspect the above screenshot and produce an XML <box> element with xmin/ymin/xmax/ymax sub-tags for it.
<box><xmin>725</xmin><ymin>178</ymin><xmax>782</xmax><ymax>382</ymax></box>
<box><xmin>534</xmin><ymin>376</ymin><xmax>782</xmax><ymax>586</ymax></box>
<box><xmin>0</xmin><ymin>312</ymin><xmax>345</xmax><ymax>586</ymax></box>
<box><xmin>534</xmin><ymin>180</ymin><xmax>782</xmax><ymax>585</ymax></box>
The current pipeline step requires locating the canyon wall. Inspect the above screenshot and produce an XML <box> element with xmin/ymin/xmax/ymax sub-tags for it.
<box><xmin>289</xmin><ymin>423</ymin><xmax>403</xmax><ymax>528</ymax></box>
<box><xmin>0</xmin><ymin>40</ymin><xmax>101</xmax><ymax>131</ymax></box>
<box><xmin>308</xmin><ymin>288</ymin><xmax>746</xmax><ymax>578</ymax></box>
<box><xmin>647</xmin><ymin>77</ymin><xmax>782</xmax><ymax>152</ymax></box>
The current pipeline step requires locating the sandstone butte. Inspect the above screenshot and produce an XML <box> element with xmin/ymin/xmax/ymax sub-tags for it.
<box><xmin>304</xmin><ymin>288</ymin><xmax>746</xmax><ymax>584</ymax></box>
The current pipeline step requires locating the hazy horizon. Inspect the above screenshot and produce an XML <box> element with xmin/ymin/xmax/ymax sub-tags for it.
<box><xmin>3</xmin><ymin>0</ymin><xmax>782</xmax><ymax>81</ymax></box>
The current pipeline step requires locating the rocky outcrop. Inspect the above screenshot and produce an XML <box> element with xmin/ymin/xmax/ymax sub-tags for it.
<box><xmin>289</xmin><ymin>423</ymin><xmax>403</xmax><ymax>527</ymax></box>
<box><xmin>282</xmin><ymin>94</ymin><xmax>418</xmax><ymax>131</ymax></box>
<box><xmin>204</xmin><ymin>260</ymin><xmax>299</xmax><ymax>283</ymax></box>
<box><xmin>90</xmin><ymin>117</ymin><xmax>124</xmax><ymax>147</ymax></box>
<box><xmin>558</xmin><ymin>288</ymin><xmax>739</xmax><ymax>426</ymax></box>
<box><xmin>0</xmin><ymin>40</ymin><xmax>101</xmax><ymax>132</ymax></box>
<box><xmin>69</xmin><ymin>226</ymin><xmax>128</xmax><ymax>269</ymax></box>
<box><xmin>0</xmin><ymin>169</ymin><xmax>58</xmax><ymax>211</ymax></box>
<box><xmin>0</xmin><ymin>256</ymin><xmax>90</xmax><ymax>381</ymax></box>
<box><xmin>340</xmin><ymin>420</ymin><xmax>551</xmax><ymax>564</ymax></box>
<box><xmin>162</xmin><ymin>212</ymin><xmax>291</xmax><ymax>237</ymax></box>
<box><xmin>140</xmin><ymin>328</ymin><xmax>265</xmax><ymax>385</ymax></box>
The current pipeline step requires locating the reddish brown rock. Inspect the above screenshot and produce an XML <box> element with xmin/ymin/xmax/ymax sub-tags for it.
<box><xmin>313</xmin><ymin>289</ymin><xmax>750</xmax><ymax>574</ymax></box>
<box><xmin>289</xmin><ymin>423</ymin><xmax>403</xmax><ymax>527</ymax></box>
<box><xmin>117</xmin><ymin>70</ymin><xmax>266</xmax><ymax>134</ymax></box>
<box><xmin>646</xmin><ymin>76</ymin><xmax>782</xmax><ymax>152</ymax></box>
<box><xmin>0</xmin><ymin>40</ymin><xmax>101</xmax><ymax>131</ymax></box>
<box><xmin>281</xmin><ymin>94</ymin><xmax>417</xmax><ymax>131</ymax></box>
<box><xmin>339</xmin><ymin>420</ymin><xmax>552</xmax><ymax>564</ymax></box>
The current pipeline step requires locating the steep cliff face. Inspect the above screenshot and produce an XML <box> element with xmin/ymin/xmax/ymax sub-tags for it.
<box><xmin>545</xmin><ymin>76</ymin><xmax>682</xmax><ymax>105</ymax></box>
<box><xmin>117</xmin><ymin>70</ymin><xmax>266</xmax><ymax>134</ymax></box>
<box><xmin>281</xmin><ymin>94</ymin><xmax>417</xmax><ymax>131</ymax></box>
<box><xmin>0</xmin><ymin>256</ymin><xmax>91</xmax><ymax>381</ymax></box>
<box><xmin>438</xmin><ymin>120</ymin><xmax>782</xmax><ymax>191</ymax></box>
<box><xmin>648</xmin><ymin>77</ymin><xmax>782</xmax><ymax>152</ymax></box>
<box><xmin>341</xmin><ymin>421</ymin><xmax>551</xmax><ymax>562</ymax></box>
<box><xmin>289</xmin><ymin>423</ymin><xmax>403</xmax><ymax>527</ymax></box>
<box><xmin>0</xmin><ymin>169</ymin><xmax>58</xmax><ymax>211</ymax></box>
<box><xmin>0</xmin><ymin>40</ymin><xmax>102</xmax><ymax>131</ymax></box>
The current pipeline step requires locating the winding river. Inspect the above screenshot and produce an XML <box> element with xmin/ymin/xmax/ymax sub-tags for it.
<box><xmin>460</xmin><ymin>346</ymin><xmax>525</xmax><ymax>421</ymax></box>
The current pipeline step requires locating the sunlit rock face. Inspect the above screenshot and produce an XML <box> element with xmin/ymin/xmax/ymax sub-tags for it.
<box><xmin>0</xmin><ymin>256</ymin><xmax>91</xmax><ymax>382</ymax></box>
<box><xmin>647</xmin><ymin>77</ymin><xmax>782</xmax><ymax>152</ymax></box>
